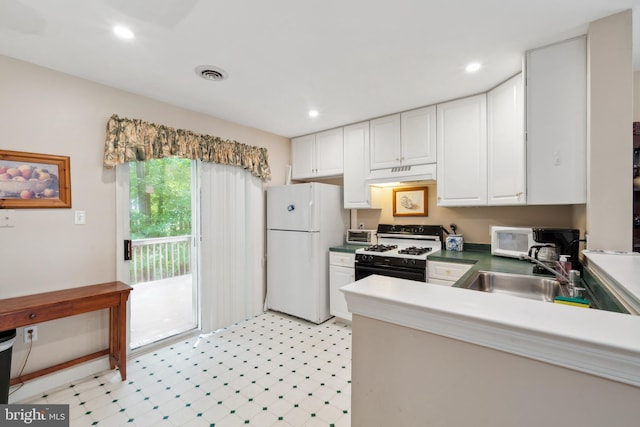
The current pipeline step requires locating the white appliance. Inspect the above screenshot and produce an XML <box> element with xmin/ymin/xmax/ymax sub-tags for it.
<box><xmin>266</xmin><ymin>183</ymin><xmax>348</xmax><ymax>324</ymax></box>
<box><xmin>346</xmin><ymin>229</ymin><xmax>377</xmax><ymax>245</ymax></box>
<box><xmin>354</xmin><ymin>224</ymin><xmax>443</xmax><ymax>282</ymax></box>
<box><xmin>491</xmin><ymin>226</ymin><xmax>535</xmax><ymax>258</ymax></box>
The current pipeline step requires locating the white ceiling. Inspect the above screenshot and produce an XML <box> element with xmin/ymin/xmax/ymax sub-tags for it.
<box><xmin>0</xmin><ymin>0</ymin><xmax>634</xmax><ymax>138</ymax></box>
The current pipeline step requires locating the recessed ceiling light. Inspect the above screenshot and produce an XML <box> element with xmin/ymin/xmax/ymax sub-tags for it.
<box><xmin>308</xmin><ymin>110</ymin><xmax>319</xmax><ymax>118</ymax></box>
<box><xmin>465</xmin><ymin>62</ymin><xmax>482</xmax><ymax>73</ymax></box>
<box><xmin>113</xmin><ymin>25</ymin><xmax>134</xmax><ymax>40</ymax></box>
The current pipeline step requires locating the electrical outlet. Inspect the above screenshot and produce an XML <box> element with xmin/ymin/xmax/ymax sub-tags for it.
<box><xmin>23</xmin><ymin>325</ymin><xmax>38</xmax><ymax>343</ymax></box>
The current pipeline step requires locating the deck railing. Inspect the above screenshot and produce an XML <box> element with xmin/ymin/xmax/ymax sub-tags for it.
<box><xmin>130</xmin><ymin>235</ymin><xmax>192</xmax><ymax>284</ymax></box>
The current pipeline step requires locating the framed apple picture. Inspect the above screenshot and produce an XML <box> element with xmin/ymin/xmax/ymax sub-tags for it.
<box><xmin>0</xmin><ymin>150</ymin><xmax>71</xmax><ymax>209</ymax></box>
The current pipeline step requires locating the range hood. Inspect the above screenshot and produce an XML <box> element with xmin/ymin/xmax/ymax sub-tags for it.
<box><xmin>366</xmin><ymin>163</ymin><xmax>436</xmax><ymax>185</ymax></box>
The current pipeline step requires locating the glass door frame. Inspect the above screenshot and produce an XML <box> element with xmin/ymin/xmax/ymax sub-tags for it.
<box><xmin>115</xmin><ymin>160</ymin><xmax>201</xmax><ymax>353</ymax></box>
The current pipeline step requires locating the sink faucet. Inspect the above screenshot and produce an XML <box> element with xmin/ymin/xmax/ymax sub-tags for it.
<box><xmin>518</xmin><ymin>255</ymin><xmax>585</xmax><ymax>297</ymax></box>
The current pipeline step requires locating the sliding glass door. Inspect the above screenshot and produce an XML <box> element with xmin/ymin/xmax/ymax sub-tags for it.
<box><xmin>117</xmin><ymin>158</ymin><xmax>199</xmax><ymax>349</ymax></box>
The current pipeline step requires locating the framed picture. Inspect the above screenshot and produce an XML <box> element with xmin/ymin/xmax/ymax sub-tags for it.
<box><xmin>0</xmin><ymin>150</ymin><xmax>71</xmax><ymax>209</ymax></box>
<box><xmin>392</xmin><ymin>186</ymin><xmax>428</xmax><ymax>217</ymax></box>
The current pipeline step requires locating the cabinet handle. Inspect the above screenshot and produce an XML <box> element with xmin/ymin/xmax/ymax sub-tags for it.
<box><xmin>29</xmin><ymin>313</ymin><xmax>36</xmax><ymax>319</ymax></box>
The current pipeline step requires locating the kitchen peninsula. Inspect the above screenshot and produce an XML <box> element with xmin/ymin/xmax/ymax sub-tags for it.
<box><xmin>342</xmin><ymin>271</ymin><xmax>640</xmax><ymax>426</ymax></box>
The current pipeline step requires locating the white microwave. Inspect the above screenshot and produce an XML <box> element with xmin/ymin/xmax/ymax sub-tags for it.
<box><xmin>490</xmin><ymin>226</ymin><xmax>534</xmax><ymax>259</ymax></box>
<box><xmin>346</xmin><ymin>229</ymin><xmax>377</xmax><ymax>245</ymax></box>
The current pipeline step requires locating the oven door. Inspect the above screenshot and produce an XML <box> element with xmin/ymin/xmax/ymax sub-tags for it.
<box><xmin>355</xmin><ymin>263</ymin><xmax>426</xmax><ymax>282</ymax></box>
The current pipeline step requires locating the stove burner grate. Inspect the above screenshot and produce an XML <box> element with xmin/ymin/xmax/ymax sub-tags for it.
<box><xmin>363</xmin><ymin>244</ymin><xmax>398</xmax><ymax>252</ymax></box>
<box><xmin>397</xmin><ymin>246</ymin><xmax>432</xmax><ymax>255</ymax></box>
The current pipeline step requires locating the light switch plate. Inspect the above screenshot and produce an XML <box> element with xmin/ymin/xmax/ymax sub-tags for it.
<box><xmin>0</xmin><ymin>210</ymin><xmax>16</xmax><ymax>228</ymax></box>
<box><xmin>75</xmin><ymin>210</ymin><xmax>86</xmax><ymax>225</ymax></box>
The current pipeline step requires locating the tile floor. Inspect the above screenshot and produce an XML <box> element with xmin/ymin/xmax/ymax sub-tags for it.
<box><xmin>23</xmin><ymin>312</ymin><xmax>352</xmax><ymax>427</ymax></box>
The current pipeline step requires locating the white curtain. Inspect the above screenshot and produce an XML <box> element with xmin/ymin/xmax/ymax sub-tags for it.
<box><xmin>199</xmin><ymin>162</ymin><xmax>265</xmax><ymax>332</ymax></box>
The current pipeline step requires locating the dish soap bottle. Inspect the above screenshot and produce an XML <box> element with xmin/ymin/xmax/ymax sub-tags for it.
<box><xmin>559</xmin><ymin>255</ymin><xmax>571</xmax><ymax>276</ymax></box>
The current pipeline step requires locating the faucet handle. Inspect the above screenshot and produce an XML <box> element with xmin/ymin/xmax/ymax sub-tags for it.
<box><xmin>567</xmin><ymin>270</ymin><xmax>585</xmax><ymax>298</ymax></box>
<box><xmin>568</xmin><ymin>270</ymin><xmax>581</xmax><ymax>284</ymax></box>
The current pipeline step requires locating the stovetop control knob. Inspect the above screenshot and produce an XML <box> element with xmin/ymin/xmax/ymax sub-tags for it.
<box><xmin>411</xmin><ymin>259</ymin><xmax>416</xmax><ymax>265</ymax></box>
<box><xmin>402</xmin><ymin>258</ymin><xmax>408</xmax><ymax>264</ymax></box>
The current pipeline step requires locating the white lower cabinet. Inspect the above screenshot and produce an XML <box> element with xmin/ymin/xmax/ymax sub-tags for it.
<box><xmin>329</xmin><ymin>251</ymin><xmax>355</xmax><ymax>321</ymax></box>
<box><xmin>427</xmin><ymin>261</ymin><xmax>472</xmax><ymax>286</ymax></box>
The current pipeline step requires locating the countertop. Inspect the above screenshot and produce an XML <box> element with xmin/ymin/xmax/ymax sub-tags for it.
<box><xmin>428</xmin><ymin>245</ymin><xmax>538</xmax><ymax>274</ymax></box>
<box><xmin>341</xmin><ymin>274</ymin><xmax>640</xmax><ymax>388</ymax></box>
<box><xmin>329</xmin><ymin>244</ymin><xmax>369</xmax><ymax>253</ymax></box>
<box><xmin>429</xmin><ymin>246</ymin><xmax>627</xmax><ymax>313</ymax></box>
<box><xmin>331</xmin><ymin>243</ymin><xmax>630</xmax><ymax>313</ymax></box>
<box><xmin>582</xmin><ymin>250</ymin><xmax>640</xmax><ymax>313</ymax></box>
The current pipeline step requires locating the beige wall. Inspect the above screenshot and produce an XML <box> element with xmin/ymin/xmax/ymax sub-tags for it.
<box><xmin>355</xmin><ymin>183</ymin><xmax>582</xmax><ymax>244</ymax></box>
<box><xmin>351</xmin><ymin>315</ymin><xmax>640</xmax><ymax>427</ymax></box>
<box><xmin>587</xmin><ymin>10</ymin><xmax>633</xmax><ymax>251</ymax></box>
<box><xmin>0</xmin><ymin>55</ymin><xmax>289</xmax><ymax>379</ymax></box>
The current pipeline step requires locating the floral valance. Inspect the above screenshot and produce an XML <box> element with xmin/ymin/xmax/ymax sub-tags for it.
<box><xmin>103</xmin><ymin>114</ymin><xmax>271</xmax><ymax>181</ymax></box>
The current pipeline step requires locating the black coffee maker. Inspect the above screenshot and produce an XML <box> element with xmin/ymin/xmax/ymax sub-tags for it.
<box><xmin>529</xmin><ymin>228</ymin><xmax>581</xmax><ymax>275</ymax></box>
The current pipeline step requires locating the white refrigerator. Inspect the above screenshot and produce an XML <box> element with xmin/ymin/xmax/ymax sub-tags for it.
<box><xmin>266</xmin><ymin>183</ymin><xmax>348</xmax><ymax>323</ymax></box>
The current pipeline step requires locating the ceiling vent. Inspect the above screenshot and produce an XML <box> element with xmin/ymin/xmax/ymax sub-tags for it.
<box><xmin>195</xmin><ymin>65</ymin><xmax>228</xmax><ymax>82</ymax></box>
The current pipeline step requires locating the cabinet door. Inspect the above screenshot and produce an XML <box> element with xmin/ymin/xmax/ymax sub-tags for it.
<box><xmin>487</xmin><ymin>73</ymin><xmax>525</xmax><ymax>205</ymax></box>
<box><xmin>343</xmin><ymin>122</ymin><xmax>372</xmax><ymax>208</ymax></box>
<box><xmin>401</xmin><ymin>106</ymin><xmax>437</xmax><ymax>166</ymax></box>
<box><xmin>436</xmin><ymin>94</ymin><xmax>487</xmax><ymax>206</ymax></box>
<box><xmin>370</xmin><ymin>114</ymin><xmax>401</xmax><ymax>170</ymax></box>
<box><xmin>427</xmin><ymin>261</ymin><xmax>472</xmax><ymax>283</ymax></box>
<box><xmin>329</xmin><ymin>264</ymin><xmax>354</xmax><ymax>321</ymax></box>
<box><xmin>526</xmin><ymin>36</ymin><xmax>587</xmax><ymax>204</ymax></box>
<box><xmin>315</xmin><ymin>128</ymin><xmax>344</xmax><ymax>177</ymax></box>
<box><xmin>291</xmin><ymin>134</ymin><xmax>315</xmax><ymax>179</ymax></box>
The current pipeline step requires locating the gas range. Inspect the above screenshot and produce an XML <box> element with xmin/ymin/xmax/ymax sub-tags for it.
<box><xmin>355</xmin><ymin>224</ymin><xmax>443</xmax><ymax>282</ymax></box>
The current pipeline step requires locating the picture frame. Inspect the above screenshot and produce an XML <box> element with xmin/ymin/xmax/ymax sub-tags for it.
<box><xmin>392</xmin><ymin>186</ymin><xmax>428</xmax><ymax>217</ymax></box>
<box><xmin>0</xmin><ymin>150</ymin><xmax>71</xmax><ymax>209</ymax></box>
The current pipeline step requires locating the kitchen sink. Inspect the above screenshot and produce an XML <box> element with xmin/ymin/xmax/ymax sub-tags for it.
<box><xmin>458</xmin><ymin>270</ymin><xmax>569</xmax><ymax>302</ymax></box>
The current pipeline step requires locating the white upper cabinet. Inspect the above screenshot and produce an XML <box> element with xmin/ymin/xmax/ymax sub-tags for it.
<box><xmin>315</xmin><ymin>128</ymin><xmax>344</xmax><ymax>176</ymax></box>
<box><xmin>401</xmin><ymin>106</ymin><xmax>437</xmax><ymax>166</ymax></box>
<box><xmin>369</xmin><ymin>114</ymin><xmax>401</xmax><ymax>170</ymax></box>
<box><xmin>291</xmin><ymin>128</ymin><xmax>344</xmax><ymax>180</ymax></box>
<box><xmin>343</xmin><ymin>121</ymin><xmax>372</xmax><ymax>208</ymax></box>
<box><xmin>526</xmin><ymin>36</ymin><xmax>587</xmax><ymax>205</ymax></box>
<box><xmin>369</xmin><ymin>108</ymin><xmax>437</xmax><ymax>172</ymax></box>
<box><xmin>436</xmin><ymin>94</ymin><xmax>487</xmax><ymax>206</ymax></box>
<box><xmin>291</xmin><ymin>134</ymin><xmax>315</xmax><ymax>180</ymax></box>
<box><xmin>487</xmin><ymin>73</ymin><xmax>526</xmax><ymax>205</ymax></box>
